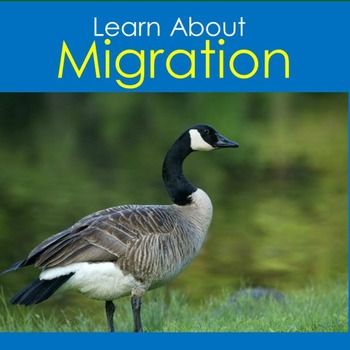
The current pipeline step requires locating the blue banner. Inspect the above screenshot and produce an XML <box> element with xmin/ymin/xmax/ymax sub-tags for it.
<box><xmin>0</xmin><ymin>1</ymin><xmax>349</xmax><ymax>92</ymax></box>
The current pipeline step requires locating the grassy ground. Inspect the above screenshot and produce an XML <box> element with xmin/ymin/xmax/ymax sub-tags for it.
<box><xmin>0</xmin><ymin>281</ymin><xmax>347</xmax><ymax>332</ymax></box>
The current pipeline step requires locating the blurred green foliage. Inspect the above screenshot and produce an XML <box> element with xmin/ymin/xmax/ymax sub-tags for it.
<box><xmin>0</xmin><ymin>93</ymin><xmax>347</xmax><ymax>302</ymax></box>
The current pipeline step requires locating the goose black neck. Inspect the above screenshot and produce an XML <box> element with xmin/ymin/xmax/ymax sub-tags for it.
<box><xmin>162</xmin><ymin>133</ymin><xmax>197</xmax><ymax>206</ymax></box>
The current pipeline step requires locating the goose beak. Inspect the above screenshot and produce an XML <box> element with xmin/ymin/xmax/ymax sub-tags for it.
<box><xmin>214</xmin><ymin>133</ymin><xmax>239</xmax><ymax>148</ymax></box>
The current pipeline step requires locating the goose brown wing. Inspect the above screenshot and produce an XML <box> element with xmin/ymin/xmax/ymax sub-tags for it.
<box><xmin>22</xmin><ymin>205</ymin><xmax>136</xmax><ymax>267</ymax></box>
<box><xmin>31</xmin><ymin>205</ymin><xmax>178</xmax><ymax>268</ymax></box>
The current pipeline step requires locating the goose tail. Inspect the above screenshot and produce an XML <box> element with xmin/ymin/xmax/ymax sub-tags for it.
<box><xmin>11</xmin><ymin>273</ymin><xmax>74</xmax><ymax>306</ymax></box>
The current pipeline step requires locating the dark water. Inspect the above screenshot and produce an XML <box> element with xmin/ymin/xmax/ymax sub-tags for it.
<box><xmin>171</xmin><ymin>177</ymin><xmax>347</xmax><ymax>300</ymax></box>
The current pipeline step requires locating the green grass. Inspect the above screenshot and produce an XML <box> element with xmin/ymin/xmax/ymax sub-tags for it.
<box><xmin>0</xmin><ymin>281</ymin><xmax>347</xmax><ymax>332</ymax></box>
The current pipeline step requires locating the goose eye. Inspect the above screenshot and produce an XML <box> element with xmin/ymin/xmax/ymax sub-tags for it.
<box><xmin>203</xmin><ymin>129</ymin><xmax>210</xmax><ymax>135</ymax></box>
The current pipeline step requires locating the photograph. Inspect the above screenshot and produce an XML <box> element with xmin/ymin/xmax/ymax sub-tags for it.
<box><xmin>0</xmin><ymin>93</ymin><xmax>347</xmax><ymax>332</ymax></box>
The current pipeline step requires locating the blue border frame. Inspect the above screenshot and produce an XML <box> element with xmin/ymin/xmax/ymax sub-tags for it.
<box><xmin>0</xmin><ymin>1</ymin><xmax>348</xmax><ymax>349</ymax></box>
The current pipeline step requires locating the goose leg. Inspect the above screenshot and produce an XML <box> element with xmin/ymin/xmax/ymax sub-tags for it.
<box><xmin>105</xmin><ymin>300</ymin><xmax>116</xmax><ymax>332</ymax></box>
<box><xmin>131</xmin><ymin>295</ymin><xmax>143</xmax><ymax>332</ymax></box>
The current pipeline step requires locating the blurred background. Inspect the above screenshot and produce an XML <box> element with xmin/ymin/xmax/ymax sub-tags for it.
<box><xmin>0</xmin><ymin>93</ymin><xmax>347</xmax><ymax>306</ymax></box>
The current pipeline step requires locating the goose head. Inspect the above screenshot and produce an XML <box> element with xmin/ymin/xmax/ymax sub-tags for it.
<box><xmin>162</xmin><ymin>124</ymin><xmax>239</xmax><ymax>206</ymax></box>
<box><xmin>188</xmin><ymin>124</ymin><xmax>239</xmax><ymax>151</ymax></box>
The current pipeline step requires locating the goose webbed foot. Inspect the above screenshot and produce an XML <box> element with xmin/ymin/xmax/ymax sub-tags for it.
<box><xmin>105</xmin><ymin>300</ymin><xmax>116</xmax><ymax>332</ymax></box>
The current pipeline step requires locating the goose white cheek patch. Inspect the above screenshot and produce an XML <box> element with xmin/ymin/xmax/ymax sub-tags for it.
<box><xmin>189</xmin><ymin>129</ymin><xmax>215</xmax><ymax>151</ymax></box>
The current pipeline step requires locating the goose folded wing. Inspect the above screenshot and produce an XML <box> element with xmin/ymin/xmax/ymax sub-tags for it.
<box><xmin>31</xmin><ymin>206</ymin><xmax>178</xmax><ymax>269</ymax></box>
<box><xmin>21</xmin><ymin>205</ymin><xmax>139</xmax><ymax>268</ymax></box>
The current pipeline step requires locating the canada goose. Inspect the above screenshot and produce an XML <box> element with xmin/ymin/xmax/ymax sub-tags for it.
<box><xmin>1</xmin><ymin>124</ymin><xmax>238</xmax><ymax>332</ymax></box>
